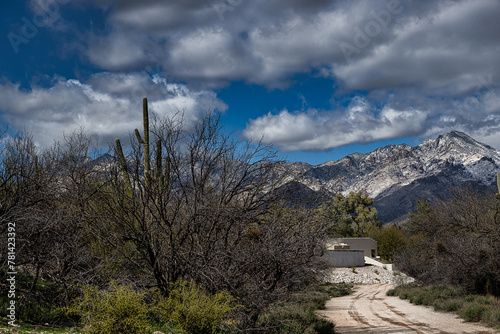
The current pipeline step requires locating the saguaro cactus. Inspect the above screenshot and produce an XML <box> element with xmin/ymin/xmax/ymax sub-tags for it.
<box><xmin>135</xmin><ymin>98</ymin><xmax>151</xmax><ymax>187</ymax></box>
<box><xmin>115</xmin><ymin>97</ymin><xmax>170</xmax><ymax>197</ymax></box>
<box><xmin>497</xmin><ymin>171</ymin><xmax>500</xmax><ymax>196</ymax></box>
<box><xmin>495</xmin><ymin>172</ymin><xmax>500</xmax><ymax>225</ymax></box>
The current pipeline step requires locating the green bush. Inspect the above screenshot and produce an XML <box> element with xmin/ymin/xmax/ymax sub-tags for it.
<box><xmin>258</xmin><ymin>302</ymin><xmax>334</xmax><ymax>334</ymax></box>
<box><xmin>160</xmin><ymin>280</ymin><xmax>236</xmax><ymax>334</ymax></box>
<box><xmin>460</xmin><ymin>303</ymin><xmax>488</xmax><ymax>322</ymax></box>
<box><xmin>255</xmin><ymin>283</ymin><xmax>343</xmax><ymax>334</ymax></box>
<box><xmin>433</xmin><ymin>298</ymin><xmax>464</xmax><ymax>312</ymax></box>
<box><xmin>389</xmin><ymin>283</ymin><xmax>500</xmax><ymax>328</ymax></box>
<box><xmin>483</xmin><ymin>308</ymin><xmax>500</xmax><ymax>327</ymax></box>
<box><xmin>68</xmin><ymin>282</ymin><xmax>149</xmax><ymax>334</ymax></box>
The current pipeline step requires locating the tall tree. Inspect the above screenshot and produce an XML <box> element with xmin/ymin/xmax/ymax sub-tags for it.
<box><xmin>324</xmin><ymin>191</ymin><xmax>379</xmax><ymax>237</ymax></box>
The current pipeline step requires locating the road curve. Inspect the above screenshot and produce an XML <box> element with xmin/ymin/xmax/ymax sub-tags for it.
<box><xmin>318</xmin><ymin>284</ymin><xmax>498</xmax><ymax>334</ymax></box>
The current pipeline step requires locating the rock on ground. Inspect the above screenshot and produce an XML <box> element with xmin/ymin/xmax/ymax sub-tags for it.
<box><xmin>325</xmin><ymin>265</ymin><xmax>415</xmax><ymax>285</ymax></box>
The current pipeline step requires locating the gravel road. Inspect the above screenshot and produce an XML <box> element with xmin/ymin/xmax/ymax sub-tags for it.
<box><xmin>319</xmin><ymin>279</ymin><xmax>498</xmax><ymax>334</ymax></box>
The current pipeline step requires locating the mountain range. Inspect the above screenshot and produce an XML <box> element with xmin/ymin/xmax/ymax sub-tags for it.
<box><xmin>91</xmin><ymin>130</ymin><xmax>499</xmax><ymax>224</ymax></box>
<box><xmin>285</xmin><ymin>131</ymin><xmax>500</xmax><ymax>224</ymax></box>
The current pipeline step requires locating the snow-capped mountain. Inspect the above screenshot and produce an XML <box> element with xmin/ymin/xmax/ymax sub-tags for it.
<box><xmin>291</xmin><ymin>131</ymin><xmax>500</xmax><ymax>223</ymax></box>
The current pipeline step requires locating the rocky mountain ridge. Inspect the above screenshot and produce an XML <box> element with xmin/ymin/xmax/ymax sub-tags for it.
<box><xmin>289</xmin><ymin>131</ymin><xmax>500</xmax><ymax>223</ymax></box>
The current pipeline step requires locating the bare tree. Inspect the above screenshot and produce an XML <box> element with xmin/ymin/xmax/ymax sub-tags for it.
<box><xmin>89</xmin><ymin>99</ymin><xmax>331</xmax><ymax>328</ymax></box>
<box><xmin>396</xmin><ymin>185</ymin><xmax>500</xmax><ymax>295</ymax></box>
<box><xmin>0</xmin><ymin>130</ymin><xmax>113</xmax><ymax>308</ymax></box>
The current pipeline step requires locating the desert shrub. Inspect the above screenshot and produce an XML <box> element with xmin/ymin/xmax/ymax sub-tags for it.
<box><xmin>68</xmin><ymin>282</ymin><xmax>149</xmax><ymax>334</ymax></box>
<box><xmin>258</xmin><ymin>301</ymin><xmax>334</xmax><ymax>334</ymax></box>
<box><xmin>319</xmin><ymin>283</ymin><xmax>353</xmax><ymax>298</ymax></box>
<box><xmin>389</xmin><ymin>284</ymin><xmax>462</xmax><ymax>307</ymax></box>
<box><xmin>160</xmin><ymin>280</ymin><xmax>236</xmax><ymax>334</ymax></box>
<box><xmin>255</xmin><ymin>283</ymin><xmax>346</xmax><ymax>334</ymax></box>
<box><xmin>434</xmin><ymin>298</ymin><xmax>463</xmax><ymax>312</ymax></box>
<box><xmin>389</xmin><ymin>283</ymin><xmax>500</xmax><ymax>328</ymax></box>
<box><xmin>460</xmin><ymin>303</ymin><xmax>488</xmax><ymax>322</ymax></box>
<box><xmin>409</xmin><ymin>292</ymin><xmax>425</xmax><ymax>305</ymax></box>
<box><xmin>386</xmin><ymin>289</ymin><xmax>397</xmax><ymax>297</ymax></box>
<box><xmin>483</xmin><ymin>308</ymin><xmax>500</xmax><ymax>327</ymax></box>
<box><xmin>370</xmin><ymin>224</ymin><xmax>407</xmax><ymax>262</ymax></box>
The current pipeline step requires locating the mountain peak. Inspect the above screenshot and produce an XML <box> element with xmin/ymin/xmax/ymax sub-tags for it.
<box><xmin>296</xmin><ymin>130</ymin><xmax>500</xmax><ymax>223</ymax></box>
<box><xmin>441</xmin><ymin>130</ymin><xmax>477</xmax><ymax>143</ymax></box>
<box><xmin>435</xmin><ymin>130</ymin><xmax>497</xmax><ymax>154</ymax></box>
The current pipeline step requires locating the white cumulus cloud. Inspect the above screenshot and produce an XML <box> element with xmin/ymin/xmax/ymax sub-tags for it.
<box><xmin>0</xmin><ymin>72</ymin><xmax>227</xmax><ymax>147</ymax></box>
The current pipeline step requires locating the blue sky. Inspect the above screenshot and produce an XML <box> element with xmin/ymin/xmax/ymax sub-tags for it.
<box><xmin>1</xmin><ymin>0</ymin><xmax>499</xmax><ymax>165</ymax></box>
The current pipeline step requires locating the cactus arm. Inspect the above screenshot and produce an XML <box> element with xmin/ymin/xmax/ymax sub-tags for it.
<box><xmin>135</xmin><ymin>129</ymin><xmax>144</xmax><ymax>144</ymax></box>
<box><xmin>116</xmin><ymin>138</ymin><xmax>133</xmax><ymax>193</ymax></box>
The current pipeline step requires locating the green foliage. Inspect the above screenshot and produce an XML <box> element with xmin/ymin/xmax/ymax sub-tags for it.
<box><xmin>371</xmin><ymin>224</ymin><xmax>408</xmax><ymax>262</ymax></box>
<box><xmin>258</xmin><ymin>303</ymin><xmax>334</xmax><ymax>334</ymax></box>
<box><xmin>256</xmin><ymin>283</ymin><xmax>347</xmax><ymax>334</ymax></box>
<box><xmin>461</xmin><ymin>304</ymin><xmax>488</xmax><ymax>322</ymax></box>
<box><xmin>67</xmin><ymin>282</ymin><xmax>149</xmax><ymax>334</ymax></box>
<box><xmin>318</xmin><ymin>283</ymin><xmax>353</xmax><ymax>298</ymax></box>
<box><xmin>160</xmin><ymin>280</ymin><xmax>236</xmax><ymax>334</ymax></box>
<box><xmin>324</xmin><ymin>191</ymin><xmax>380</xmax><ymax>237</ymax></box>
<box><xmin>389</xmin><ymin>284</ymin><xmax>500</xmax><ymax>328</ymax></box>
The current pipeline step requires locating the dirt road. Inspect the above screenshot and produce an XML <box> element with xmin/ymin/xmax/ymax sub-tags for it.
<box><xmin>318</xmin><ymin>284</ymin><xmax>498</xmax><ymax>334</ymax></box>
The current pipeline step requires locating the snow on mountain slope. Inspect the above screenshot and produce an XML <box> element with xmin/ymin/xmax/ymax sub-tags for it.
<box><xmin>298</xmin><ymin>131</ymin><xmax>500</xmax><ymax>197</ymax></box>
<box><xmin>291</xmin><ymin>131</ymin><xmax>500</xmax><ymax>223</ymax></box>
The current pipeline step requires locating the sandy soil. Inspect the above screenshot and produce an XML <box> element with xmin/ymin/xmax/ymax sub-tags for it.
<box><xmin>318</xmin><ymin>284</ymin><xmax>498</xmax><ymax>334</ymax></box>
